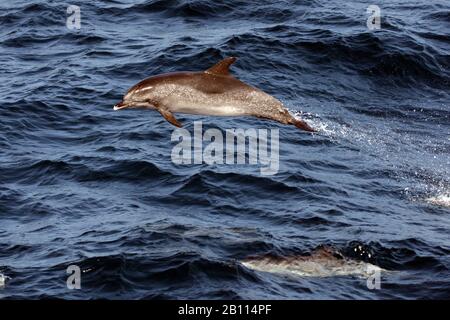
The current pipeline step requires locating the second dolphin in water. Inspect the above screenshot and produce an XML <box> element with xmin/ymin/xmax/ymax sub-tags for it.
<box><xmin>241</xmin><ymin>247</ymin><xmax>383</xmax><ymax>278</ymax></box>
<box><xmin>114</xmin><ymin>57</ymin><xmax>315</xmax><ymax>132</ymax></box>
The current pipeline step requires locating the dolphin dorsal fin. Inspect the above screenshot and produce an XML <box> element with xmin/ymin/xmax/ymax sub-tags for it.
<box><xmin>205</xmin><ymin>57</ymin><xmax>237</xmax><ymax>76</ymax></box>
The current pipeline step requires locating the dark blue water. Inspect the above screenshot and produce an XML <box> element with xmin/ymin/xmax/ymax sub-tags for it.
<box><xmin>0</xmin><ymin>0</ymin><xmax>449</xmax><ymax>299</ymax></box>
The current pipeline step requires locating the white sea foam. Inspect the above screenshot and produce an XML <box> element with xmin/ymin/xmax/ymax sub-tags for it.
<box><xmin>290</xmin><ymin>109</ymin><xmax>351</xmax><ymax>139</ymax></box>
<box><xmin>291</xmin><ymin>107</ymin><xmax>450</xmax><ymax>209</ymax></box>
<box><xmin>425</xmin><ymin>193</ymin><xmax>450</xmax><ymax>207</ymax></box>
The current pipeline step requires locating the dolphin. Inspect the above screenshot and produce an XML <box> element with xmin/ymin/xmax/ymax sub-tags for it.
<box><xmin>114</xmin><ymin>57</ymin><xmax>315</xmax><ymax>132</ymax></box>
<box><xmin>241</xmin><ymin>247</ymin><xmax>384</xmax><ymax>278</ymax></box>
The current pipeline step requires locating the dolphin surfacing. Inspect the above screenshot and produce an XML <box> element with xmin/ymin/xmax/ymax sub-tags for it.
<box><xmin>114</xmin><ymin>57</ymin><xmax>315</xmax><ymax>132</ymax></box>
<box><xmin>241</xmin><ymin>247</ymin><xmax>384</xmax><ymax>278</ymax></box>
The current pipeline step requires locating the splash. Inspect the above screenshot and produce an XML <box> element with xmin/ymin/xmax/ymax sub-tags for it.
<box><xmin>404</xmin><ymin>173</ymin><xmax>450</xmax><ymax>209</ymax></box>
<box><xmin>425</xmin><ymin>193</ymin><xmax>450</xmax><ymax>207</ymax></box>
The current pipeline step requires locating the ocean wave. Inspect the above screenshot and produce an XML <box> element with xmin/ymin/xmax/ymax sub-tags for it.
<box><xmin>218</xmin><ymin>28</ymin><xmax>449</xmax><ymax>87</ymax></box>
<box><xmin>0</xmin><ymin>158</ymin><xmax>174</xmax><ymax>185</ymax></box>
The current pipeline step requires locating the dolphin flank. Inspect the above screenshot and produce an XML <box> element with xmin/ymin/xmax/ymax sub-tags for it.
<box><xmin>114</xmin><ymin>57</ymin><xmax>315</xmax><ymax>132</ymax></box>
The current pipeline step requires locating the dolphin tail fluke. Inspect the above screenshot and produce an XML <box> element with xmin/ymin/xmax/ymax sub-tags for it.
<box><xmin>292</xmin><ymin>118</ymin><xmax>316</xmax><ymax>132</ymax></box>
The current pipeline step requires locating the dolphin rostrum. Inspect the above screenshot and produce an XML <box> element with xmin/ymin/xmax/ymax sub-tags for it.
<box><xmin>114</xmin><ymin>57</ymin><xmax>315</xmax><ymax>132</ymax></box>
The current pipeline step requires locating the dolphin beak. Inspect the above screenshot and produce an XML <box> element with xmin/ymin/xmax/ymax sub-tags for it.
<box><xmin>113</xmin><ymin>101</ymin><xmax>128</xmax><ymax>110</ymax></box>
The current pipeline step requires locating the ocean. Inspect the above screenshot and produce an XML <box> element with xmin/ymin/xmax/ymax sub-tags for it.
<box><xmin>0</xmin><ymin>0</ymin><xmax>449</xmax><ymax>299</ymax></box>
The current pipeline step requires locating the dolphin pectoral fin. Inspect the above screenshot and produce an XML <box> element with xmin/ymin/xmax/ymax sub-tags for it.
<box><xmin>157</xmin><ymin>108</ymin><xmax>182</xmax><ymax>128</ymax></box>
<box><xmin>205</xmin><ymin>57</ymin><xmax>237</xmax><ymax>76</ymax></box>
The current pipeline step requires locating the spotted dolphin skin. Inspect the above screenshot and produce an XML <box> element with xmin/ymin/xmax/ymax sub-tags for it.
<box><xmin>114</xmin><ymin>57</ymin><xmax>316</xmax><ymax>132</ymax></box>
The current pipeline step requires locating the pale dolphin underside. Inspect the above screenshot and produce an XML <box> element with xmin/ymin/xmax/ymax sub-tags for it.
<box><xmin>114</xmin><ymin>57</ymin><xmax>316</xmax><ymax>132</ymax></box>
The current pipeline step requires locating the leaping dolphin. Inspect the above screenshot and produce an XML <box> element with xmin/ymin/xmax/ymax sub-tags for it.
<box><xmin>114</xmin><ymin>57</ymin><xmax>315</xmax><ymax>132</ymax></box>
